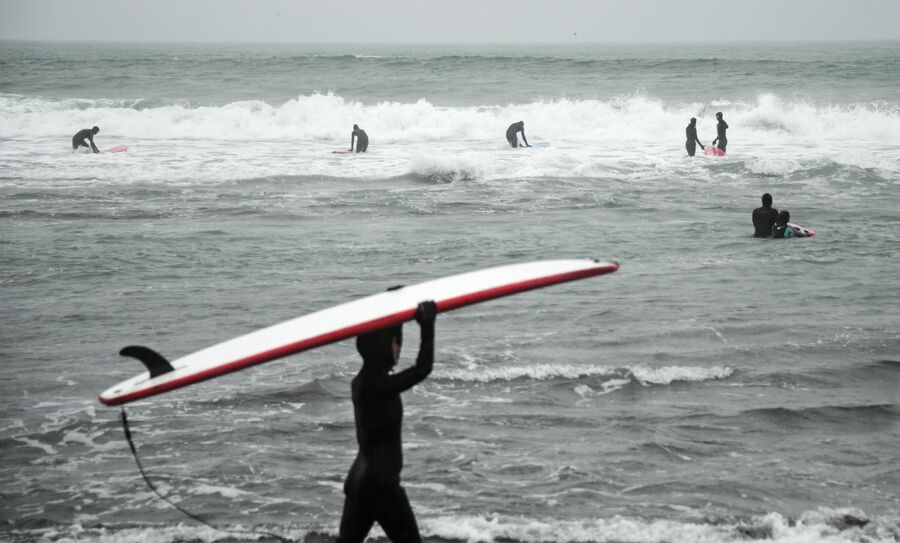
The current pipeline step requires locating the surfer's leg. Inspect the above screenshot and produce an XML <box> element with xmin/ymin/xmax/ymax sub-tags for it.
<box><xmin>686</xmin><ymin>142</ymin><xmax>695</xmax><ymax>157</ymax></box>
<box><xmin>336</xmin><ymin>494</ymin><xmax>375</xmax><ymax>543</ymax></box>
<box><xmin>375</xmin><ymin>485</ymin><xmax>421</xmax><ymax>543</ymax></box>
<box><xmin>718</xmin><ymin>140</ymin><xmax>726</xmax><ymax>153</ymax></box>
<box><xmin>507</xmin><ymin>136</ymin><xmax>518</xmax><ymax>148</ymax></box>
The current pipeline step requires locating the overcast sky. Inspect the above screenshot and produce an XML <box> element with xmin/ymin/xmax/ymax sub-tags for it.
<box><xmin>2</xmin><ymin>0</ymin><xmax>899</xmax><ymax>43</ymax></box>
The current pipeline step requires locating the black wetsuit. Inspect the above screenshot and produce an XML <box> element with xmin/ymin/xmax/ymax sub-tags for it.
<box><xmin>72</xmin><ymin>128</ymin><xmax>99</xmax><ymax>153</ymax></box>
<box><xmin>685</xmin><ymin>123</ymin><xmax>703</xmax><ymax>157</ymax></box>
<box><xmin>351</xmin><ymin>128</ymin><xmax>369</xmax><ymax>153</ymax></box>
<box><xmin>337</xmin><ymin>313</ymin><xmax>435</xmax><ymax>543</ymax></box>
<box><xmin>772</xmin><ymin>222</ymin><xmax>788</xmax><ymax>239</ymax></box>
<box><xmin>506</xmin><ymin>122</ymin><xmax>529</xmax><ymax>148</ymax></box>
<box><xmin>715</xmin><ymin>119</ymin><xmax>728</xmax><ymax>153</ymax></box>
<box><xmin>752</xmin><ymin>205</ymin><xmax>779</xmax><ymax>238</ymax></box>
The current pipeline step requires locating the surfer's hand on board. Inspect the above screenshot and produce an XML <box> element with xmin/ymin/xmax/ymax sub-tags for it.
<box><xmin>415</xmin><ymin>301</ymin><xmax>437</xmax><ymax>326</ymax></box>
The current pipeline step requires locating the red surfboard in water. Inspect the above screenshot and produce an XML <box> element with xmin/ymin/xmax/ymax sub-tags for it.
<box><xmin>705</xmin><ymin>147</ymin><xmax>725</xmax><ymax>156</ymax></box>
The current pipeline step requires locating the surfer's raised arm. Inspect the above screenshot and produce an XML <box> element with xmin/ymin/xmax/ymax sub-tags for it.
<box><xmin>354</xmin><ymin>301</ymin><xmax>437</xmax><ymax>399</ymax></box>
<box><xmin>384</xmin><ymin>300</ymin><xmax>436</xmax><ymax>394</ymax></box>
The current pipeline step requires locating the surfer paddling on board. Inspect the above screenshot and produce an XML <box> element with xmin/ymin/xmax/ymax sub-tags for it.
<box><xmin>72</xmin><ymin>126</ymin><xmax>100</xmax><ymax>153</ymax></box>
<box><xmin>349</xmin><ymin>124</ymin><xmax>369</xmax><ymax>153</ymax></box>
<box><xmin>506</xmin><ymin>121</ymin><xmax>530</xmax><ymax>148</ymax></box>
<box><xmin>685</xmin><ymin>117</ymin><xmax>705</xmax><ymax>156</ymax></box>
<box><xmin>752</xmin><ymin>193</ymin><xmax>779</xmax><ymax>238</ymax></box>
<box><xmin>711</xmin><ymin>112</ymin><xmax>728</xmax><ymax>154</ymax></box>
<box><xmin>337</xmin><ymin>300</ymin><xmax>437</xmax><ymax>543</ymax></box>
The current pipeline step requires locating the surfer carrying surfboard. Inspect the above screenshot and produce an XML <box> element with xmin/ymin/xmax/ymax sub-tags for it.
<box><xmin>337</xmin><ymin>300</ymin><xmax>437</xmax><ymax>543</ymax></box>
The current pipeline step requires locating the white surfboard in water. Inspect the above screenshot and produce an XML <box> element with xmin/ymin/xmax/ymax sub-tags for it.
<box><xmin>99</xmin><ymin>259</ymin><xmax>619</xmax><ymax>405</ymax></box>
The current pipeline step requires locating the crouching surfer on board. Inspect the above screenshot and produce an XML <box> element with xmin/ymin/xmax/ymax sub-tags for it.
<box><xmin>337</xmin><ymin>300</ymin><xmax>437</xmax><ymax>543</ymax></box>
<box><xmin>506</xmin><ymin>121</ymin><xmax>531</xmax><ymax>148</ymax></box>
<box><xmin>72</xmin><ymin>126</ymin><xmax>100</xmax><ymax>153</ymax></box>
<box><xmin>349</xmin><ymin>124</ymin><xmax>369</xmax><ymax>153</ymax></box>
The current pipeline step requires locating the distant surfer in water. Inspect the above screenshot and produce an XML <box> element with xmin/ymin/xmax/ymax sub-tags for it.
<box><xmin>752</xmin><ymin>193</ymin><xmax>779</xmax><ymax>238</ymax></box>
<box><xmin>72</xmin><ymin>126</ymin><xmax>100</xmax><ymax>153</ymax></box>
<box><xmin>506</xmin><ymin>121</ymin><xmax>530</xmax><ymax>148</ymax></box>
<box><xmin>350</xmin><ymin>124</ymin><xmax>369</xmax><ymax>153</ymax></box>
<box><xmin>337</xmin><ymin>300</ymin><xmax>437</xmax><ymax>543</ymax></box>
<box><xmin>711</xmin><ymin>112</ymin><xmax>728</xmax><ymax>154</ymax></box>
<box><xmin>685</xmin><ymin>118</ymin><xmax>705</xmax><ymax>156</ymax></box>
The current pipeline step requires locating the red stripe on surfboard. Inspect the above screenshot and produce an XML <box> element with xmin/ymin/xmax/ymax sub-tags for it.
<box><xmin>99</xmin><ymin>263</ymin><xmax>618</xmax><ymax>405</ymax></box>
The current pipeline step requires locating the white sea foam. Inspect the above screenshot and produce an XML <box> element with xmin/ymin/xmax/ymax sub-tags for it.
<box><xmin>436</xmin><ymin>363</ymin><xmax>618</xmax><ymax>383</ymax></box>
<box><xmin>436</xmin><ymin>363</ymin><xmax>733</xmax><ymax>387</ymax></box>
<box><xmin>2</xmin><ymin>93</ymin><xmax>898</xmax><ymax>185</ymax></box>
<box><xmin>420</xmin><ymin>510</ymin><xmax>897</xmax><ymax>543</ymax></box>
<box><xmin>13</xmin><ymin>436</ymin><xmax>58</xmax><ymax>455</ymax></box>
<box><xmin>17</xmin><ymin>509</ymin><xmax>894</xmax><ymax>543</ymax></box>
<box><xmin>630</xmin><ymin>365</ymin><xmax>734</xmax><ymax>385</ymax></box>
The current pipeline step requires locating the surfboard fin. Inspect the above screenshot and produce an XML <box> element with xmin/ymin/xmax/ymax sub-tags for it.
<box><xmin>120</xmin><ymin>346</ymin><xmax>174</xmax><ymax>378</ymax></box>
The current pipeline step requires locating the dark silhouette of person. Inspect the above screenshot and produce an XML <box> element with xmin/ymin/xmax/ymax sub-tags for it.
<box><xmin>350</xmin><ymin>124</ymin><xmax>369</xmax><ymax>153</ymax></box>
<box><xmin>712</xmin><ymin>112</ymin><xmax>728</xmax><ymax>153</ymax></box>
<box><xmin>685</xmin><ymin>118</ymin><xmax>705</xmax><ymax>157</ymax></box>
<box><xmin>772</xmin><ymin>210</ymin><xmax>789</xmax><ymax>238</ymax></box>
<box><xmin>752</xmin><ymin>193</ymin><xmax>779</xmax><ymax>238</ymax></box>
<box><xmin>772</xmin><ymin>210</ymin><xmax>807</xmax><ymax>238</ymax></box>
<box><xmin>336</xmin><ymin>300</ymin><xmax>437</xmax><ymax>543</ymax></box>
<box><xmin>72</xmin><ymin>126</ymin><xmax>100</xmax><ymax>153</ymax></box>
<box><xmin>506</xmin><ymin>121</ymin><xmax>530</xmax><ymax>148</ymax></box>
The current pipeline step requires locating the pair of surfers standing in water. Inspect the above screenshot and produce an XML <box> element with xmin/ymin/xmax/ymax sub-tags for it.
<box><xmin>685</xmin><ymin>112</ymin><xmax>728</xmax><ymax>156</ymax></box>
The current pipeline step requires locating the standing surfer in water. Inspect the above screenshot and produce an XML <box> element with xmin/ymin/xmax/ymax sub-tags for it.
<box><xmin>685</xmin><ymin>118</ymin><xmax>705</xmax><ymax>156</ymax></box>
<box><xmin>349</xmin><ymin>124</ymin><xmax>369</xmax><ymax>153</ymax></box>
<box><xmin>752</xmin><ymin>193</ymin><xmax>779</xmax><ymax>238</ymax></box>
<box><xmin>337</xmin><ymin>300</ymin><xmax>437</xmax><ymax>543</ymax></box>
<box><xmin>506</xmin><ymin>121</ymin><xmax>530</xmax><ymax>148</ymax></box>
<box><xmin>711</xmin><ymin>112</ymin><xmax>728</xmax><ymax>154</ymax></box>
<box><xmin>72</xmin><ymin>126</ymin><xmax>100</xmax><ymax>153</ymax></box>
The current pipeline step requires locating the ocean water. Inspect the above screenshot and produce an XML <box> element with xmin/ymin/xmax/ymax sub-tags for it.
<box><xmin>1</xmin><ymin>41</ymin><xmax>899</xmax><ymax>543</ymax></box>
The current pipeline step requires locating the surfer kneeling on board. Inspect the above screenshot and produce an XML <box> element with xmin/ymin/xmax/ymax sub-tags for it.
<box><xmin>72</xmin><ymin>126</ymin><xmax>100</xmax><ymax>153</ymax></box>
<box><xmin>337</xmin><ymin>300</ymin><xmax>437</xmax><ymax>543</ymax></box>
<box><xmin>685</xmin><ymin>117</ymin><xmax>705</xmax><ymax>157</ymax></box>
<box><xmin>711</xmin><ymin>112</ymin><xmax>728</xmax><ymax>153</ymax></box>
<box><xmin>506</xmin><ymin>121</ymin><xmax>530</xmax><ymax>148</ymax></box>
<box><xmin>350</xmin><ymin>124</ymin><xmax>369</xmax><ymax>153</ymax></box>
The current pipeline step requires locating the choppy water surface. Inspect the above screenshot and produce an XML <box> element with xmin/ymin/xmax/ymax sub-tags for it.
<box><xmin>1</xmin><ymin>41</ymin><xmax>899</xmax><ymax>543</ymax></box>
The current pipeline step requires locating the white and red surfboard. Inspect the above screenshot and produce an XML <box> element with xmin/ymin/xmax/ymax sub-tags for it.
<box><xmin>787</xmin><ymin>222</ymin><xmax>815</xmax><ymax>237</ymax></box>
<box><xmin>705</xmin><ymin>146</ymin><xmax>725</xmax><ymax>156</ymax></box>
<box><xmin>99</xmin><ymin>259</ymin><xmax>619</xmax><ymax>405</ymax></box>
<box><xmin>104</xmin><ymin>144</ymin><xmax>129</xmax><ymax>153</ymax></box>
<box><xmin>332</xmin><ymin>150</ymin><xmax>354</xmax><ymax>154</ymax></box>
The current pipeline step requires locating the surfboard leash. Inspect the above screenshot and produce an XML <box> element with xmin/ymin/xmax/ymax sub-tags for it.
<box><xmin>119</xmin><ymin>407</ymin><xmax>293</xmax><ymax>543</ymax></box>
